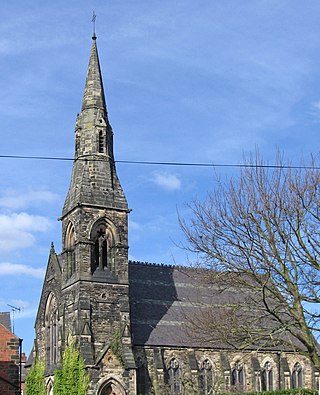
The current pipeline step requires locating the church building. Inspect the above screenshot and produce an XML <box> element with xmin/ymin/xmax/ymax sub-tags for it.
<box><xmin>32</xmin><ymin>35</ymin><xmax>319</xmax><ymax>395</ymax></box>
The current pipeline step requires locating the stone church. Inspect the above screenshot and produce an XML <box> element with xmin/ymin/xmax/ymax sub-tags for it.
<box><xmin>31</xmin><ymin>35</ymin><xmax>319</xmax><ymax>395</ymax></box>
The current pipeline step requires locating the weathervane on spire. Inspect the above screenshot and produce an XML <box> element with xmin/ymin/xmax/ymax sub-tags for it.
<box><xmin>92</xmin><ymin>10</ymin><xmax>97</xmax><ymax>39</ymax></box>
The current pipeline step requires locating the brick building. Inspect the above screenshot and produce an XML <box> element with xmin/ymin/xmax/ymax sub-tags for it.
<box><xmin>0</xmin><ymin>312</ymin><xmax>21</xmax><ymax>395</ymax></box>
<box><xmin>30</xmin><ymin>35</ymin><xmax>320</xmax><ymax>395</ymax></box>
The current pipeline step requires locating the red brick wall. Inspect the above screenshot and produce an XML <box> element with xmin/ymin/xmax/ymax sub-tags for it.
<box><xmin>0</xmin><ymin>324</ymin><xmax>20</xmax><ymax>395</ymax></box>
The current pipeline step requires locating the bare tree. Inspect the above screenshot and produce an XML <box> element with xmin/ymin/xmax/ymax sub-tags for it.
<box><xmin>180</xmin><ymin>153</ymin><xmax>320</xmax><ymax>369</ymax></box>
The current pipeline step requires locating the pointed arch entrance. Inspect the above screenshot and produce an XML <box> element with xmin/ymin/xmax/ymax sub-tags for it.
<box><xmin>98</xmin><ymin>379</ymin><xmax>126</xmax><ymax>395</ymax></box>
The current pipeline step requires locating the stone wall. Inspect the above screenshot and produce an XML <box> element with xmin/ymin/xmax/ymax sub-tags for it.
<box><xmin>134</xmin><ymin>346</ymin><xmax>317</xmax><ymax>395</ymax></box>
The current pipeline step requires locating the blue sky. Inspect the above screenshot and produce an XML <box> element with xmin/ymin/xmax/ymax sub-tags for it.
<box><xmin>1</xmin><ymin>0</ymin><xmax>320</xmax><ymax>355</ymax></box>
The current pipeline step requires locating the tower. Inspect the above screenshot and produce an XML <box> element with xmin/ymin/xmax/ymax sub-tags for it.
<box><xmin>34</xmin><ymin>35</ymin><xmax>136</xmax><ymax>395</ymax></box>
<box><xmin>62</xmin><ymin>33</ymin><xmax>129</xmax><ymax>283</ymax></box>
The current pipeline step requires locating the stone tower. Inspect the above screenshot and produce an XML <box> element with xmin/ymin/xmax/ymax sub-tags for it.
<box><xmin>34</xmin><ymin>35</ymin><xmax>136</xmax><ymax>395</ymax></box>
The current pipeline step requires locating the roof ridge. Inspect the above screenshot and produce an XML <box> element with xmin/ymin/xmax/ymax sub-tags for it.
<box><xmin>128</xmin><ymin>260</ymin><xmax>199</xmax><ymax>271</ymax></box>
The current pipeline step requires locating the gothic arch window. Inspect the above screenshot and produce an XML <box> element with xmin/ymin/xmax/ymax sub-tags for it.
<box><xmin>65</xmin><ymin>222</ymin><xmax>75</xmax><ymax>277</ymax></box>
<box><xmin>199</xmin><ymin>359</ymin><xmax>214</xmax><ymax>394</ymax></box>
<box><xmin>292</xmin><ymin>362</ymin><xmax>303</xmax><ymax>388</ymax></box>
<box><xmin>90</xmin><ymin>220</ymin><xmax>115</xmax><ymax>273</ymax></box>
<box><xmin>45</xmin><ymin>293</ymin><xmax>58</xmax><ymax>366</ymax></box>
<box><xmin>231</xmin><ymin>361</ymin><xmax>245</xmax><ymax>391</ymax></box>
<box><xmin>165</xmin><ymin>358</ymin><xmax>182</xmax><ymax>394</ymax></box>
<box><xmin>261</xmin><ymin>361</ymin><xmax>273</xmax><ymax>391</ymax></box>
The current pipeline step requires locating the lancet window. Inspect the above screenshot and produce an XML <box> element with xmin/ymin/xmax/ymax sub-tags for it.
<box><xmin>166</xmin><ymin>358</ymin><xmax>182</xmax><ymax>394</ymax></box>
<box><xmin>231</xmin><ymin>361</ymin><xmax>245</xmax><ymax>391</ymax></box>
<box><xmin>91</xmin><ymin>221</ymin><xmax>114</xmax><ymax>273</ymax></box>
<box><xmin>45</xmin><ymin>293</ymin><xmax>58</xmax><ymax>366</ymax></box>
<box><xmin>292</xmin><ymin>362</ymin><xmax>303</xmax><ymax>388</ymax></box>
<box><xmin>65</xmin><ymin>222</ymin><xmax>75</xmax><ymax>277</ymax></box>
<box><xmin>199</xmin><ymin>359</ymin><xmax>214</xmax><ymax>394</ymax></box>
<box><xmin>261</xmin><ymin>361</ymin><xmax>273</xmax><ymax>391</ymax></box>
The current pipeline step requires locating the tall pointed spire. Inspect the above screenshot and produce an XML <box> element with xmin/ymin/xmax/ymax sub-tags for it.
<box><xmin>81</xmin><ymin>35</ymin><xmax>107</xmax><ymax>112</ymax></box>
<box><xmin>62</xmin><ymin>36</ymin><xmax>128</xmax><ymax>218</ymax></box>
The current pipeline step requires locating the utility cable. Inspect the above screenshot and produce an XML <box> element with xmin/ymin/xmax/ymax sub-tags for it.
<box><xmin>0</xmin><ymin>154</ymin><xmax>319</xmax><ymax>170</ymax></box>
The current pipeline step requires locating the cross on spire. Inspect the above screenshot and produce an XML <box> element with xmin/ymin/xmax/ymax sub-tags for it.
<box><xmin>92</xmin><ymin>10</ymin><xmax>97</xmax><ymax>39</ymax></box>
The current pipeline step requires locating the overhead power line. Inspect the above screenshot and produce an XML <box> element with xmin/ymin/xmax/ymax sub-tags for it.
<box><xmin>0</xmin><ymin>154</ymin><xmax>319</xmax><ymax>170</ymax></box>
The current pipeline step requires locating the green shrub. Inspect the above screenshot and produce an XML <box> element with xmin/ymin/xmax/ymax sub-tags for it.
<box><xmin>25</xmin><ymin>360</ymin><xmax>45</xmax><ymax>395</ymax></box>
<box><xmin>53</xmin><ymin>342</ymin><xmax>90</xmax><ymax>395</ymax></box>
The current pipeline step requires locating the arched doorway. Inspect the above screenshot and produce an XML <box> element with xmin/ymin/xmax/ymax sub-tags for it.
<box><xmin>99</xmin><ymin>379</ymin><xmax>126</xmax><ymax>395</ymax></box>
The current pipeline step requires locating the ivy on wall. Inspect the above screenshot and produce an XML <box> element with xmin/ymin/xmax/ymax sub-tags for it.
<box><xmin>53</xmin><ymin>342</ymin><xmax>90</xmax><ymax>395</ymax></box>
<box><xmin>26</xmin><ymin>343</ymin><xmax>89</xmax><ymax>395</ymax></box>
<box><xmin>25</xmin><ymin>360</ymin><xmax>46</xmax><ymax>395</ymax></box>
<box><xmin>110</xmin><ymin>328</ymin><xmax>124</xmax><ymax>366</ymax></box>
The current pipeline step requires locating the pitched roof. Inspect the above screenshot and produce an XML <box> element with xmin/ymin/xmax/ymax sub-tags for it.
<box><xmin>128</xmin><ymin>261</ymin><xmax>308</xmax><ymax>351</ymax></box>
<box><xmin>129</xmin><ymin>261</ymin><xmax>233</xmax><ymax>348</ymax></box>
<box><xmin>0</xmin><ymin>312</ymin><xmax>11</xmax><ymax>332</ymax></box>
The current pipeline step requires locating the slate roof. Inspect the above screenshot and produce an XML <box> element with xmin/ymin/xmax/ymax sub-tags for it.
<box><xmin>129</xmin><ymin>261</ymin><xmax>240</xmax><ymax>348</ymax></box>
<box><xmin>0</xmin><ymin>312</ymin><xmax>11</xmax><ymax>332</ymax></box>
<box><xmin>128</xmin><ymin>261</ymin><xmax>307</xmax><ymax>351</ymax></box>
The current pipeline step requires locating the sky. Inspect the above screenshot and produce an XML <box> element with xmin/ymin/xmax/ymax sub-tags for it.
<box><xmin>1</xmin><ymin>0</ymin><xmax>320</xmax><ymax>355</ymax></box>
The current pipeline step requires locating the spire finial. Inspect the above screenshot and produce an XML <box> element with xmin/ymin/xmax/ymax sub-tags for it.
<box><xmin>92</xmin><ymin>11</ymin><xmax>97</xmax><ymax>40</ymax></box>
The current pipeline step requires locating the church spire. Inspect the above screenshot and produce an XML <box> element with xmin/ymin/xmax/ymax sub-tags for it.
<box><xmin>62</xmin><ymin>36</ymin><xmax>128</xmax><ymax>218</ymax></box>
<box><xmin>81</xmin><ymin>35</ymin><xmax>107</xmax><ymax>113</ymax></box>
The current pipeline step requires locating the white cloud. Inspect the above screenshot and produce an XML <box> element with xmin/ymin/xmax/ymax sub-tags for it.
<box><xmin>0</xmin><ymin>190</ymin><xmax>58</xmax><ymax>210</ymax></box>
<box><xmin>0</xmin><ymin>212</ymin><xmax>51</xmax><ymax>252</ymax></box>
<box><xmin>152</xmin><ymin>172</ymin><xmax>181</xmax><ymax>191</ymax></box>
<box><xmin>0</xmin><ymin>298</ymin><xmax>39</xmax><ymax>321</ymax></box>
<box><xmin>0</xmin><ymin>262</ymin><xmax>45</xmax><ymax>279</ymax></box>
<box><xmin>129</xmin><ymin>220</ymin><xmax>141</xmax><ymax>230</ymax></box>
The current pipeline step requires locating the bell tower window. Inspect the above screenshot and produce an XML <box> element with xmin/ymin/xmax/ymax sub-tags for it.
<box><xmin>95</xmin><ymin>227</ymin><xmax>108</xmax><ymax>270</ymax></box>
<box><xmin>91</xmin><ymin>221</ymin><xmax>115</xmax><ymax>274</ymax></box>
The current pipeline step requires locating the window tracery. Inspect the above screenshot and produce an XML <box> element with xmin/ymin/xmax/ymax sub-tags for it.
<box><xmin>199</xmin><ymin>359</ymin><xmax>214</xmax><ymax>394</ymax></box>
<box><xmin>231</xmin><ymin>361</ymin><xmax>244</xmax><ymax>391</ymax></box>
<box><xmin>166</xmin><ymin>358</ymin><xmax>182</xmax><ymax>394</ymax></box>
<box><xmin>261</xmin><ymin>361</ymin><xmax>273</xmax><ymax>391</ymax></box>
<box><xmin>91</xmin><ymin>221</ymin><xmax>115</xmax><ymax>273</ymax></box>
<box><xmin>292</xmin><ymin>362</ymin><xmax>303</xmax><ymax>388</ymax></box>
<box><xmin>45</xmin><ymin>293</ymin><xmax>58</xmax><ymax>366</ymax></box>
